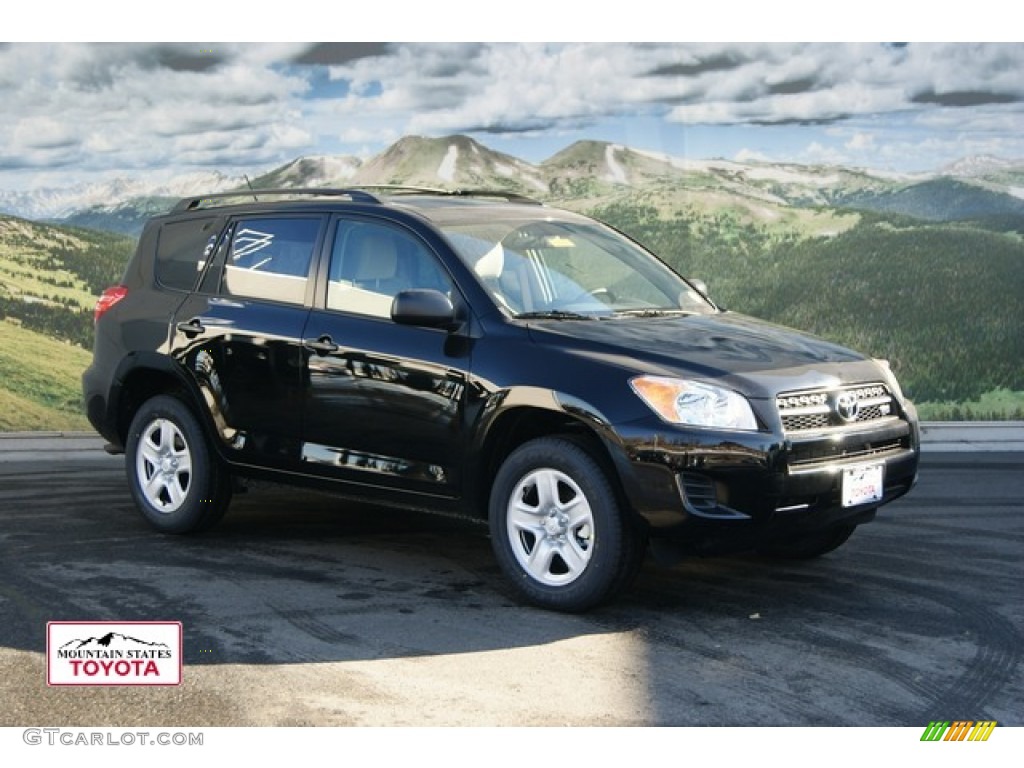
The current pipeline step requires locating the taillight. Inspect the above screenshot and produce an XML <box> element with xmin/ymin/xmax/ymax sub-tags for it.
<box><xmin>94</xmin><ymin>285</ymin><xmax>128</xmax><ymax>324</ymax></box>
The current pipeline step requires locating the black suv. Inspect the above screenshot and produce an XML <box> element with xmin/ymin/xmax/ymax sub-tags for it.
<box><xmin>84</xmin><ymin>188</ymin><xmax>920</xmax><ymax>611</ymax></box>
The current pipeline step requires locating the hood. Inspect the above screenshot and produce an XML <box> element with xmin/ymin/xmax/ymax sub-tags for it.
<box><xmin>527</xmin><ymin>311</ymin><xmax>885</xmax><ymax>399</ymax></box>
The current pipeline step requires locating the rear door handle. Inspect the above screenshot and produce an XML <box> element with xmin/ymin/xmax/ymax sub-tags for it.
<box><xmin>305</xmin><ymin>335</ymin><xmax>339</xmax><ymax>355</ymax></box>
<box><xmin>176</xmin><ymin>318</ymin><xmax>206</xmax><ymax>337</ymax></box>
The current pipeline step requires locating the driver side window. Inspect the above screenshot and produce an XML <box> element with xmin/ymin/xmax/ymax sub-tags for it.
<box><xmin>327</xmin><ymin>220</ymin><xmax>452</xmax><ymax>319</ymax></box>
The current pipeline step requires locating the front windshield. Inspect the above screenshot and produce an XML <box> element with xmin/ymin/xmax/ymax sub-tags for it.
<box><xmin>439</xmin><ymin>217</ymin><xmax>713</xmax><ymax>318</ymax></box>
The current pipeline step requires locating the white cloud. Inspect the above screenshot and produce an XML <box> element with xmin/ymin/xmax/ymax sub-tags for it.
<box><xmin>11</xmin><ymin>116</ymin><xmax>77</xmax><ymax>150</ymax></box>
<box><xmin>802</xmin><ymin>141</ymin><xmax>850</xmax><ymax>166</ymax></box>
<box><xmin>734</xmin><ymin>148</ymin><xmax>773</xmax><ymax>164</ymax></box>
<box><xmin>0</xmin><ymin>43</ymin><xmax>311</xmax><ymax>179</ymax></box>
<box><xmin>846</xmin><ymin>132</ymin><xmax>876</xmax><ymax>151</ymax></box>
<box><xmin>2</xmin><ymin>42</ymin><xmax>1024</xmax><ymax>189</ymax></box>
<box><xmin>327</xmin><ymin>43</ymin><xmax>677</xmax><ymax>134</ymax></box>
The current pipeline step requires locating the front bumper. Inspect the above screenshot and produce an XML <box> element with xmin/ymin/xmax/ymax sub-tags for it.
<box><xmin>610</xmin><ymin>411</ymin><xmax>920</xmax><ymax>555</ymax></box>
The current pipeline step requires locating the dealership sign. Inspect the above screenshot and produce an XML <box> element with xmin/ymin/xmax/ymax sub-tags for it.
<box><xmin>47</xmin><ymin>622</ymin><xmax>182</xmax><ymax>686</ymax></box>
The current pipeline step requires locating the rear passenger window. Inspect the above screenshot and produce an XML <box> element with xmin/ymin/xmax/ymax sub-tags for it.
<box><xmin>155</xmin><ymin>217</ymin><xmax>224</xmax><ymax>292</ymax></box>
<box><xmin>220</xmin><ymin>217</ymin><xmax>321</xmax><ymax>304</ymax></box>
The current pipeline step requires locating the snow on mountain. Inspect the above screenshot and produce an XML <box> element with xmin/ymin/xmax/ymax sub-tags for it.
<box><xmin>251</xmin><ymin>155</ymin><xmax>361</xmax><ymax>188</ymax></box>
<box><xmin>741</xmin><ymin>165</ymin><xmax>841</xmax><ymax>187</ymax></box>
<box><xmin>437</xmin><ymin>144</ymin><xmax>459</xmax><ymax>182</ymax></box>
<box><xmin>352</xmin><ymin>135</ymin><xmax>548</xmax><ymax>193</ymax></box>
<box><xmin>0</xmin><ymin>171</ymin><xmax>242</xmax><ymax>220</ymax></box>
<box><xmin>604</xmin><ymin>145</ymin><xmax>628</xmax><ymax>184</ymax></box>
<box><xmin>631</xmin><ymin>147</ymin><xmax>747</xmax><ymax>175</ymax></box>
<box><xmin>941</xmin><ymin>155</ymin><xmax>1016</xmax><ymax>177</ymax></box>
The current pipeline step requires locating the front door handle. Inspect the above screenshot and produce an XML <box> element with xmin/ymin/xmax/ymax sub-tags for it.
<box><xmin>305</xmin><ymin>335</ymin><xmax>339</xmax><ymax>355</ymax></box>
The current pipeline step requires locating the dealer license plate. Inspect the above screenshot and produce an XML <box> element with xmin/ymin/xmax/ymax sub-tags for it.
<box><xmin>841</xmin><ymin>463</ymin><xmax>884</xmax><ymax>508</ymax></box>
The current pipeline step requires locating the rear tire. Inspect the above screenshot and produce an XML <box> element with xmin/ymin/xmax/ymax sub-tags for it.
<box><xmin>489</xmin><ymin>437</ymin><xmax>644</xmax><ymax>612</ymax></box>
<box><xmin>125</xmin><ymin>395</ymin><xmax>231</xmax><ymax>534</ymax></box>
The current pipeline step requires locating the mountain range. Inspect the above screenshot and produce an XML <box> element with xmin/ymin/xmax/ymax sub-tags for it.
<box><xmin>3</xmin><ymin>134</ymin><xmax>1024</xmax><ymax>235</ymax></box>
<box><xmin>1</xmin><ymin>134</ymin><xmax>1023</xmax><ymax>429</ymax></box>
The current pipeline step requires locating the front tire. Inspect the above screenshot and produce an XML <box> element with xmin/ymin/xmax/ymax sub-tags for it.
<box><xmin>489</xmin><ymin>437</ymin><xmax>643</xmax><ymax>612</ymax></box>
<box><xmin>125</xmin><ymin>395</ymin><xmax>231</xmax><ymax>534</ymax></box>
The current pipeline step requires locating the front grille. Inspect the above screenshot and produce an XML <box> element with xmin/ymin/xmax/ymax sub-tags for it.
<box><xmin>783</xmin><ymin>412</ymin><xmax>830</xmax><ymax>431</ymax></box>
<box><xmin>788</xmin><ymin>437</ymin><xmax>910</xmax><ymax>469</ymax></box>
<box><xmin>776</xmin><ymin>382</ymin><xmax>898</xmax><ymax>434</ymax></box>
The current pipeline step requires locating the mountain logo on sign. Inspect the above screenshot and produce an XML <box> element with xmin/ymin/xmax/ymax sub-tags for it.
<box><xmin>60</xmin><ymin>632</ymin><xmax>170</xmax><ymax>652</ymax></box>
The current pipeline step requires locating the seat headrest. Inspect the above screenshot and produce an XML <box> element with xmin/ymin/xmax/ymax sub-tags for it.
<box><xmin>350</xmin><ymin>230</ymin><xmax>398</xmax><ymax>281</ymax></box>
<box><xmin>474</xmin><ymin>242</ymin><xmax>504</xmax><ymax>280</ymax></box>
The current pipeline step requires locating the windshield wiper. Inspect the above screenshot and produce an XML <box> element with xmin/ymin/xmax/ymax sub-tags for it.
<box><xmin>612</xmin><ymin>308</ymin><xmax>693</xmax><ymax>318</ymax></box>
<box><xmin>515</xmin><ymin>310</ymin><xmax>596</xmax><ymax>321</ymax></box>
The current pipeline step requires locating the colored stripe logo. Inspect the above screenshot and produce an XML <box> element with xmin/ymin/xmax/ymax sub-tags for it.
<box><xmin>921</xmin><ymin>721</ymin><xmax>997</xmax><ymax>742</ymax></box>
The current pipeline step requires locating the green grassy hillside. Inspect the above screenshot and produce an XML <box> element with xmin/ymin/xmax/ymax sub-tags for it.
<box><xmin>0</xmin><ymin>216</ymin><xmax>133</xmax><ymax>431</ymax></box>
<box><xmin>0</xmin><ymin>215</ymin><xmax>134</xmax><ymax>348</ymax></box>
<box><xmin>0</xmin><ymin>319</ymin><xmax>92</xmax><ymax>431</ymax></box>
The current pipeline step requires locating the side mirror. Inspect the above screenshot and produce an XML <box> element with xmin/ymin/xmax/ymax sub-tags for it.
<box><xmin>391</xmin><ymin>289</ymin><xmax>459</xmax><ymax>331</ymax></box>
<box><xmin>684</xmin><ymin>278</ymin><xmax>725</xmax><ymax>311</ymax></box>
<box><xmin>687</xmin><ymin>278</ymin><xmax>709</xmax><ymax>297</ymax></box>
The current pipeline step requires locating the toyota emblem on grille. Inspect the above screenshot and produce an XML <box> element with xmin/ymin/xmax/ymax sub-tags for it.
<box><xmin>835</xmin><ymin>392</ymin><xmax>860</xmax><ymax>422</ymax></box>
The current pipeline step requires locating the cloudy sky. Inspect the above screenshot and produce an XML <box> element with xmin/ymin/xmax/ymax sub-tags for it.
<box><xmin>2</xmin><ymin>40</ymin><xmax>1023</xmax><ymax>191</ymax></box>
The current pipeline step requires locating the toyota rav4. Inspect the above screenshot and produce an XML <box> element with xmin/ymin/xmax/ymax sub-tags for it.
<box><xmin>83</xmin><ymin>188</ymin><xmax>920</xmax><ymax>611</ymax></box>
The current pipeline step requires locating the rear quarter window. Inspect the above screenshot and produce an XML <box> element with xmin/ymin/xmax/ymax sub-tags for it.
<box><xmin>155</xmin><ymin>216</ymin><xmax>225</xmax><ymax>292</ymax></box>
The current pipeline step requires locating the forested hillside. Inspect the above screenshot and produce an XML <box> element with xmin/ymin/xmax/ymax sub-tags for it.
<box><xmin>0</xmin><ymin>216</ymin><xmax>133</xmax><ymax>430</ymax></box>
<box><xmin>591</xmin><ymin>202</ymin><xmax>1024</xmax><ymax>412</ymax></box>
<box><xmin>0</xmin><ymin>216</ymin><xmax>134</xmax><ymax>347</ymax></box>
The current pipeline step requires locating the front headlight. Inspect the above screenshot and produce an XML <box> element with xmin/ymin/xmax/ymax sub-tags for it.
<box><xmin>629</xmin><ymin>376</ymin><xmax>758</xmax><ymax>431</ymax></box>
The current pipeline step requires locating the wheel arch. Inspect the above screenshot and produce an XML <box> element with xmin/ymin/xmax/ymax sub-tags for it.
<box><xmin>466</xmin><ymin>391</ymin><xmax>637</xmax><ymax>526</ymax></box>
<box><xmin>111</xmin><ymin>354</ymin><xmax>207</xmax><ymax>451</ymax></box>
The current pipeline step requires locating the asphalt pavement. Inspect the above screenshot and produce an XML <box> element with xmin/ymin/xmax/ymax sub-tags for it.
<box><xmin>0</xmin><ymin>425</ymin><xmax>1021</xmax><ymax>726</ymax></box>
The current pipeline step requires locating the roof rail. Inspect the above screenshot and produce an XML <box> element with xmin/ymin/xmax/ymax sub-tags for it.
<box><xmin>350</xmin><ymin>184</ymin><xmax>457</xmax><ymax>196</ymax></box>
<box><xmin>446</xmin><ymin>189</ymin><xmax>543</xmax><ymax>205</ymax></box>
<box><xmin>354</xmin><ymin>185</ymin><xmax>543</xmax><ymax>204</ymax></box>
<box><xmin>172</xmin><ymin>188</ymin><xmax>382</xmax><ymax>212</ymax></box>
<box><xmin>172</xmin><ymin>185</ymin><xmax>544</xmax><ymax>213</ymax></box>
